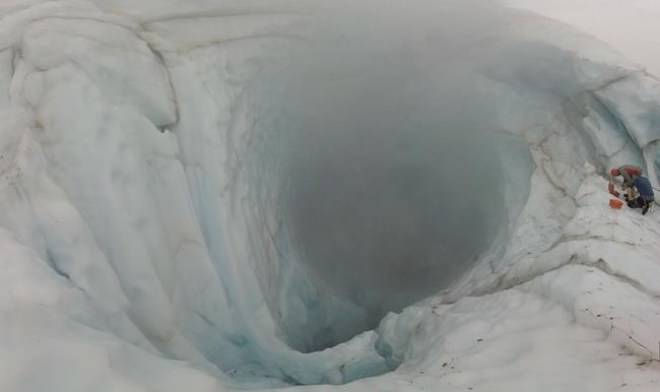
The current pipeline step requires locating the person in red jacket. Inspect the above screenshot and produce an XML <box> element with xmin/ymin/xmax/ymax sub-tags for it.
<box><xmin>608</xmin><ymin>164</ymin><xmax>642</xmax><ymax>197</ymax></box>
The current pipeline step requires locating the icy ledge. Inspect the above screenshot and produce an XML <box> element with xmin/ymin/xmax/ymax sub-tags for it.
<box><xmin>0</xmin><ymin>1</ymin><xmax>659</xmax><ymax>391</ymax></box>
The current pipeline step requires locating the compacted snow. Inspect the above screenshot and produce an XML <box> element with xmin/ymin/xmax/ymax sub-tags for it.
<box><xmin>0</xmin><ymin>0</ymin><xmax>659</xmax><ymax>391</ymax></box>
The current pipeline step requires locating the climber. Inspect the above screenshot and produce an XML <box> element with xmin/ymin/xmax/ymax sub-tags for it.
<box><xmin>610</xmin><ymin>165</ymin><xmax>642</xmax><ymax>187</ymax></box>
<box><xmin>608</xmin><ymin>164</ymin><xmax>642</xmax><ymax>197</ymax></box>
<box><xmin>624</xmin><ymin>175</ymin><xmax>655</xmax><ymax>215</ymax></box>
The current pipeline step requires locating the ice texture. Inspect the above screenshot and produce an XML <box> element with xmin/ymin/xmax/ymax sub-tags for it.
<box><xmin>0</xmin><ymin>0</ymin><xmax>658</xmax><ymax>391</ymax></box>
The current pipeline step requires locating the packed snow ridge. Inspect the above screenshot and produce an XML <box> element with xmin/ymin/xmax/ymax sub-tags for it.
<box><xmin>0</xmin><ymin>0</ymin><xmax>659</xmax><ymax>391</ymax></box>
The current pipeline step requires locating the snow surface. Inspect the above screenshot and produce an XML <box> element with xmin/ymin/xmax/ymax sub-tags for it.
<box><xmin>0</xmin><ymin>0</ymin><xmax>659</xmax><ymax>391</ymax></box>
<box><xmin>506</xmin><ymin>0</ymin><xmax>660</xmax><ymax>78</ymax></box>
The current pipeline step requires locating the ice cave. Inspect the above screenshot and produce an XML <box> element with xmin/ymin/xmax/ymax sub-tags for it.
<box><xmin>0</xmin><ymin>0</ymin><xmax>659</xmax><ymax>391</ymax></box>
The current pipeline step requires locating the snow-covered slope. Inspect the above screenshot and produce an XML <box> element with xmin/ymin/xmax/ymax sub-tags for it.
<box><xmin>507</xmin><ymin>0</ymin><xmax>660</xmax><ymax>77</ymax></box>
<box><xmin>0</xmin><ymin>0</ymin><xmax>659</xmax><ymax>391</ymax></box>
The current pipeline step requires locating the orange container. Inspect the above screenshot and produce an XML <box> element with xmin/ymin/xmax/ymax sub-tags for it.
<box><xmin>609</xmin><ymin>199</ymin><xmax>624</xmax><ymax>209</ymax></box>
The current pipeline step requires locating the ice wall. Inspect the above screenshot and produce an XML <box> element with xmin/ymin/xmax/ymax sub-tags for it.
<box><xmin>0</xmin><ymin>1</ymin><xmax>659</xmax><ymax>391</ymax></box>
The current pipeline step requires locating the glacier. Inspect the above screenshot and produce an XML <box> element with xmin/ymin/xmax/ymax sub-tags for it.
<box><xmin>0</xmin><ymin>0</ymin><xmax>659</xmax><ymax>391</ymax></box>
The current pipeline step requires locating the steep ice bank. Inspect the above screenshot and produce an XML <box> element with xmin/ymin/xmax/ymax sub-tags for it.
<box><xmin>0</xmin><ymin>0</ymin><xmax>658</xmax><ymax>391</ymax></box>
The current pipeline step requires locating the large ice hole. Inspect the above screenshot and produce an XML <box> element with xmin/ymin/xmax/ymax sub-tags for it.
<box><xmin>243</xmin><ymin>30</ymin><xmax>531</xmax><ymax>353</ymax></box>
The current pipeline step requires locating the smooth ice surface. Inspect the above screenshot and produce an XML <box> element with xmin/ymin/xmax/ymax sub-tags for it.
<box><xmin>0</xmin><ymin>0</ymin><xmax>659</xmax><ymax>391</ymax></box>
